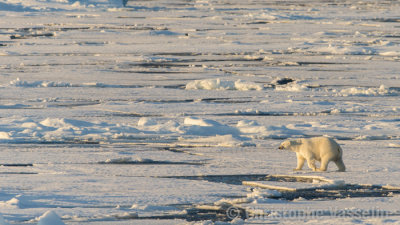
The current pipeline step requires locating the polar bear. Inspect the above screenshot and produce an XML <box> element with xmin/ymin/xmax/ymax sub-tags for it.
<box><xmin>278</xmin><ymin>137</ymin><xmax>345</xmax><ymax>172</ymax></box>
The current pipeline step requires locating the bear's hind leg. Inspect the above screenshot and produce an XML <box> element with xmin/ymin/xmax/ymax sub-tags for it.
<box><xmin>316</xmin><ymin>158</ymin><xmax>329</xmax><ymax>172</ymax></box>
<box><xmin>334</xmin><ymin>158</ymin><xmax>346</xmax><ymax>172</ymax></box>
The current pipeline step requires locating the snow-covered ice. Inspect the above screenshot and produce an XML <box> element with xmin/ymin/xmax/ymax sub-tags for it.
<box><xmin>36</xmin><ymin>211</ymin><xmax>65</xmax><ymax>225</ymax></box>
<box><xmin>1</xmin><ymin>0</ymin><xmax>400</xmax><ymax>224</ymax></box>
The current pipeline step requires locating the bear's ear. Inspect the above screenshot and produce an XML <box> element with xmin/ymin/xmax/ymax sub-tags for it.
<box><xmin>290</xmin><ymin>139</ymin><xmax>302</xmax><ymax>146</ymax></box>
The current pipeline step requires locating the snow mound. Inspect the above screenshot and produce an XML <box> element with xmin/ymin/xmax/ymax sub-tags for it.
<box><xmin>338</xmin><ymin>85</ymin><xmax>394</xmax><ymax>96</ymax></box>
<box><xmin>37</xmin><ymin>211</ymin><xmax>65</xmax><ymax>225</ymax></box>
<box><xmin>236</xmin><ymin>120</ymin><xmax>304</xmax><ymax>139</ymax></box>
<box><xmin>40</xmin><ymin>118</ymin><xmax>94</xmax><ymax>128</ymax></box>
<box><xmin>388</xmin><ymin>143</ymin><xmax>400</xmax><ymax>148</ymax></box>
<box><xmin>178</xmin><ymin>135</ymin><xmax>255</xmax><ymax>147</ymax></box>
<box><xmin>7</xmin><ymin>78</ymin><xmax>116</xmax><ymax>88</ymax></box>
<box><xmin>180</xmin><ymin>117</ymin><xmax>241</xmax><ymax>136</ymax></box>
<box><xmin>0</xmin><ymin>197</ymin><xmax>20</xmax><ymax>209</ymax></box>
<box><xmin>274</xmin><ymin>82</ymin><xmax>309</xmax><ymax>92</ymax></box>
<box><xmin>310</xmin><ymin>44</ymin><xmax>377</xmax><ymax>55</ymax></box>
<box><xmin>0</xmin><ymin>0</ymin><xmax>126</xmax><ymax>12</ymax></box>
<box><xmin>185</xmin><ymin>79</ymin><xmax>263</xmax><ymax>91</ymax></box>
<box><xmin>9</xmin><ymin>78</ymin><xmax>72</xmax><ymax>88</ymax></box>
<box><xmin>380</xmin><ymin>51</ymin><xmax>400</xmax><ymax>56</ymax></box>
<box><xmin>184</xmin><ymin>117</ymin><xmax>221</xmax><ymax>127</ymax></box>
<box><xmin>104</xmin><ymin>157</ymin><xmax>134</xmax><ymax>163</ymax></box>
<box><xmin>102</xmin><ymin>157</ymin><xmax>153</xmax><ymax>164</ymax></box>
<box><xmin>0</xmin><ymin>132</ymin><xmax>11</xmax><ymax>140</ymax></box>
<box><xmin>137</xmin><ymin>118</ymin><xmax>180</xmax><ymax>133</ymax></box>
<box><xmin>245</xmin><ymin>188</ymin><xmax>284</xmax><ymax>204</ymax></box>
<box><xmin>137</xmin><ymin>118</ymin><xmax>158</xmax><ymax>126</ymax></box>
<box><xmin>0</xmin><ymin>116</ymin><xmax>311</xmax><ymax>144</ymax></box>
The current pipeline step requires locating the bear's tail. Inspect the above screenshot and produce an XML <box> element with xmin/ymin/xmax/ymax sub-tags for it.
<box><xmin>336</xmin><ymin>145</ymin><xmax>343</xmax><ymax>157</ymax></box>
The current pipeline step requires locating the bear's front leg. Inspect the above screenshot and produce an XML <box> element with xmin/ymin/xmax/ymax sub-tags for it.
<box><xmin>294</xmin><ymin>153</ymin><xmax>305</xmax><ymax>171</ymax></box>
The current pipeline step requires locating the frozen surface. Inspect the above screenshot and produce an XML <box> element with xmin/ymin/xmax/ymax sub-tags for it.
<box><xmin>1</xmin><ymin>0</ymin><xmax>400</xmax><ymax>224</ymax></box>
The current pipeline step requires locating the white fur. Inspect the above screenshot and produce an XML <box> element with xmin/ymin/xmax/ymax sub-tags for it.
<box><xmin>278</xmin><ymin>137</ymin><xmax>345</xmax><ymax>172</ymax></box>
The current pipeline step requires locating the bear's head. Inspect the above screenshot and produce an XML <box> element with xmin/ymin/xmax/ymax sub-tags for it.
<box><xmin>278</xmin><ymin>139</ymin><xmax>302</xmax><ymax>151</ymax></box>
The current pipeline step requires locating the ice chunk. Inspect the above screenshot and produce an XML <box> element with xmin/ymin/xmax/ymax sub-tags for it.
<box><xmin>179</xmin><ymin>135</ymin><xmax>254</xmax><ymax>147</ymax></box>
<box><xmin>185</xmin><ymin>79</ymin><xmax>263</xmax><ymax>91</ymax></box>
<box><xmin>138</xmin><ymin>118</ymin><xmax>157</xmax><ymax>126</ymax></box>
<box><xmin>0</xmin><ymin>132</ymin><xmax>11</xmax><ymax>140</ymax></box>
<box><xmin>275</xmin><ymin>83</ymin><xmax>309</xmax><ymax>92</ymax></box>
<box><xmin>380</xmin><ymin>51</ymin><xmax>400</xmax><ymax>56</ymax></box>
<box><xmin>9</xmin><ymin>78</ymin><xmax>71</xmax><ymax>88</ymax></box>
<box><xmin>185</xmin><ymin>78</ymin><xmax>234</xmax><ymax>90</ymax></box>
<box><xmin>181</xmin><ymin>117</ymin><xmax>240</xmax><ymax>136</ymax></box>
<box><xmin>0</xmin><ymin>197</ymin><xmax>19</xmax><ymax>209</ymax></box>
<box><xmin>184</xmin><ymin>117</ymin><xmax>221</xmax><ymax>127</ymax></box>
<box><xmin>246</xmin><ymin>188</ymin><xmax>282</xmax><ymax>199</ymax></box>
<box><xmin>40</xmin><ymin>118</ymin><xmax>94</xmax><ymax>128</ymax></box>
<box><xmin>339</xmin><ymin>85</ymin><xmax>392</xmax><ymax>96</ymax></box>
<box><xmin>104</xmin><ymin>157</ymin><xmax>133</xmax><ymax>163</ymax></box>
<box><xmin>234</xmin><ymin>80</ymin><xmax>263</xmax><ymax>91</ymax></box>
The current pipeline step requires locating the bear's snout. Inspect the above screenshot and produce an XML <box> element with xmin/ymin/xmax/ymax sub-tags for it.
<box><xmin>278</xmin><ymin>145</ymin><xmax>284</xmax><ymax>150</ymax></box>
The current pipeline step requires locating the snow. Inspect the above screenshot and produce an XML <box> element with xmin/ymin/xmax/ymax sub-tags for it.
<box><xmin>1</xmin><ymin>0</ymin><xmax>400</xmax><ymax>224</ymax></box>
<box><xmin>0</xmin><ymin>197</ymin><xmax>20</xmax><ymax>209</ymax></box>
<box><xmin>0</xmin><ymin>215</ymin><xmax>8</xmax><ymax>225</ymax></box>
<box><xmin>178</xmin><ymin>135</ymin><xmax>254</xmax><ymax>147</ymax></box>
<box><xmin>37</xmin><ymin>211</ymin><xmax>65</xmax><ymax>225</ymax></box>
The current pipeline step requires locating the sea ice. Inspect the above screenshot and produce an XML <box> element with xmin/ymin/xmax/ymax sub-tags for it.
<box><xmin>1</xmin><ymin>0</ymin><xmax>400</xmax><ymax>224</ymax></box>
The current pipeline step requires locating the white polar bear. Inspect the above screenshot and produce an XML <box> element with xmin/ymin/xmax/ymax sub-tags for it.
<box><xmin>278</xmin><ymin>137</ymin><xmax>345</xmax><ymax>172</ymax></box>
